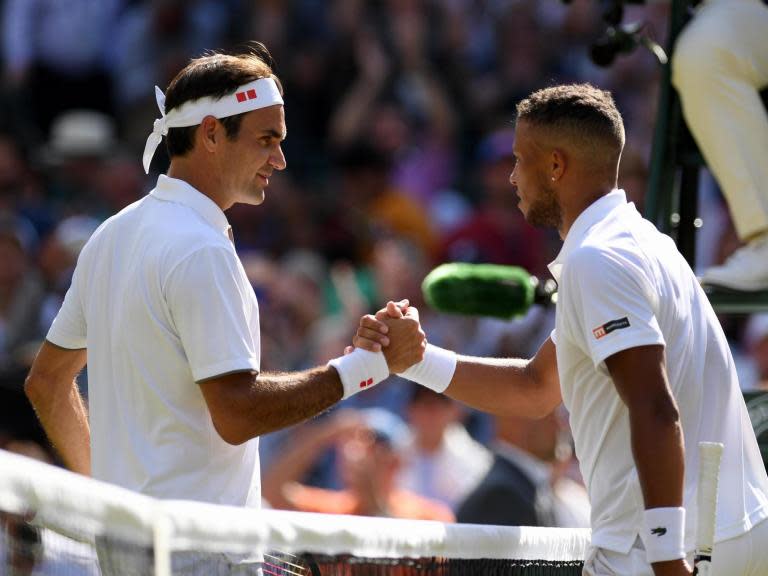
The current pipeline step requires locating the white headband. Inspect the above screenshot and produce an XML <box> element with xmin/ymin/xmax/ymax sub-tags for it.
<box><xmin>142</xmin><ymin>77</ymin><xmax>284</xmax><ymax>173</ymax></box>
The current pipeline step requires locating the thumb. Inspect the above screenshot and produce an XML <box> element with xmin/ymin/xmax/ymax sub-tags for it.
<box><xmin>404</xmin><ymin>305</ymin><xmax>420</xmax><ymax>323</ymax></box>
<box><xmin>344</xmin><ymin>346</ymin><xmax>354</xmax><ymax>355</ymax></box>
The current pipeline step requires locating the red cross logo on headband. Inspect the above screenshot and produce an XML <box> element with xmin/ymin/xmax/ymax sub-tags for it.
<box><xmin>235</xmin><ymin>88</ymin><xmax>258</xmax><ymax>103</ymax></box>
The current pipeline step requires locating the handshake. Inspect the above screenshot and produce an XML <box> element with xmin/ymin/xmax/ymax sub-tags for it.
<box><xmin>329</xmin><ymin>262</ymin><xmax>555</xmax><ymax>400</ymax></box>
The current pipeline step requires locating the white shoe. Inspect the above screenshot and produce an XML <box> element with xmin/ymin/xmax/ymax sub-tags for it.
<box><xmin>701</xmin><ymin>236</ymin><xmax>768</xmax><ymax>291</ymax></box>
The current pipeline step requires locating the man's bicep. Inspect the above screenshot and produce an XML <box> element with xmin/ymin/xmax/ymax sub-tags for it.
<box><xmin>46</xmin><ymin>269</ymin><xmax>87</xmax><ymax>349</ymax></box>
<box><xmin>566</xmin><ymin>248</ymin><xmax>665</xmax><ymax>369</ymax></box>
<box><xmin>604</xmin><ymin>344</ymin><xmax>668</xmax><ymax>407</ymax></box>
<box><xmin>198</xmin><ymin>370</ymin><xmax>258</xmax><ymax>444</ymax></box>
<box><xmin>28</xmin><ymin>340</ymin><xmax>87</xmax><ymax>383</ymax></box>
<box><xmin>529</xmin><ymin>336</ymin><xmax>561</xmax><ymax>405</ymax></box>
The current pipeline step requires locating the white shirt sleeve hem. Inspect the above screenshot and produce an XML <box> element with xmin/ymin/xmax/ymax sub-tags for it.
<box><xmin>592</xmin><ymin>334</ymin><xmax>667</xmax><ymax>368</ymax></box>
<box><xmin>193</xmin><ymin>357</ymin><xmax>260</xmax><ymax>383</ymax></box>
<box><xmin>592</xmin><ymin>334</ymin><xmax>666</xmax><ymax>371</ymax></box>
<box><xmin>45</xmin><ymin>330</ymin><xmax>87</xmax><ymax>351</ymax></box>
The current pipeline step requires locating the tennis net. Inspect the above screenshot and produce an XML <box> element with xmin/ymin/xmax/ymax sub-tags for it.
<box><xmin>0</xmin><ymin>449</ymin><xmax>590</xmax><ymax>575</ymax></box>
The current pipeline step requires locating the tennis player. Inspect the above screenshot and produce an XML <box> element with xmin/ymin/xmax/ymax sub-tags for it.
<box><xmin>24</xmin><ymin>46</ymin><xmax>424</xmax><ymax>515</ymax></box>
<box><xmin>358</xmin><ymin>84</ymin><xmax>768</xmax><ymax>576</ymax></box>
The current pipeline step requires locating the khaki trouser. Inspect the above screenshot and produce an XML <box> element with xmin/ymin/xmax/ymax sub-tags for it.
<box><xmin>672</xmin><ymin>0</ymin><xmax>768</xmax><ymax>241</ymax></box>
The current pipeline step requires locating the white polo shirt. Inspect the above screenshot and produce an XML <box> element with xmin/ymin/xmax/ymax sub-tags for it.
<box><xmin>47</xmin><ymin>175</ymin><xmax>262</xmax><ymax>507</ymax></box>
<box><xmin>550</xmin><ymin>189</ymin><xmax>768</xmax><ymax>554</ymax></box>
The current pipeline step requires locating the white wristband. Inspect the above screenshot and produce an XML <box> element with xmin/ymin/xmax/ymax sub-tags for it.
<box><xmin>328</xmin><ymin>348</ymin><xmax>390</xmax><ymax>399</ymax></box>
<box><xmin>398</xmin><ymin>344</ymin><xmax>457</xmax><ymax>393</ymax></box>
<box><xmin>640</xmin><ymin>507</ymin><xmax>686</xmax><ymax>563</ymax></box>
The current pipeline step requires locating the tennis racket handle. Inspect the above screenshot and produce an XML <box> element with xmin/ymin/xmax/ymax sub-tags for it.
<box><xmin>693</xmin><ymin>442</ymin><xmax>724</xmax><ymax>575</ymax></box>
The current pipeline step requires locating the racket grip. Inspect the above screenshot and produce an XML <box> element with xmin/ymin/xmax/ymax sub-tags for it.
<box><xmin>694</xmin><ymin>442</ymin><xmax>724</xmax><ymax>575</ymax></box>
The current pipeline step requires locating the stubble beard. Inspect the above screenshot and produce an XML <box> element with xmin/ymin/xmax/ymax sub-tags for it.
<box><xmin>525</xmin><ymin>181</ymin><xmax>562</xmax><ymax>230</ymax></box>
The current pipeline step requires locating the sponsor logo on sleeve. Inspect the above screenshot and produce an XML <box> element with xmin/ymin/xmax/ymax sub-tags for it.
<box><xmin>592</xmin><ymin>317</ymin><xmax>630</xmax><ymax>340</ymax></box>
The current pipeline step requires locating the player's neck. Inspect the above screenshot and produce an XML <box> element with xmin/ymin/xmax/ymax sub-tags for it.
<box><xmin>558</xmin><ymin>180</ymin><xmax>616</xmax><ymax>240</ymax></box>
<box><xmin>167</xmin><ymin>158</ymin><xmax>230</xmax><ymax>211</ymax></box>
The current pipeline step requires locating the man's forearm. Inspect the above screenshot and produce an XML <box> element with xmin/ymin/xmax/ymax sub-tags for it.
<box><xmin>256</xmin><ymin>368</ymin><xmax>344</xmax><ymax>433</ymax></box>
<box><xmin>629</xmin><ymin>396</ymin><xmax>685</xmax><ymax>509</ymax></box>
<box><xmin>446</xmin><ymin>338</ymin><xmax>561</xmax><ymax>419</ymax></box>
<box><xmin>200</xmin><ymin>366</ymin><xmax>344</xmax><ymax>445</ymax></box>
<box><xmin>25</xmin><ymin>377</ymin><xmax>91</xmax><ymax>475</ymax></box>
<box><xmin>606</xmin><ymin>346</ymin><xmax>690</xmax><ymax>575</ymax></box>
<box><xmin>630</xmin><ymin>404</ymin><xmax>688</xmax><ymax>576</ymax></box>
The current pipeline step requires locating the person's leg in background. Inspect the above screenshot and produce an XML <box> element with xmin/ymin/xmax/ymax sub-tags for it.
<box><xmin>672</xmin><ymin>0</ymin><xmax>768</xmax><ymax>290</ymax></box>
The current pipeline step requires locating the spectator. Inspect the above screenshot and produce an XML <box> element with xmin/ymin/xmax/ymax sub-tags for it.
<box><xmin>397</xmin><ymin>386</ymin><xmax>492</xmax><ymax>510</ymax></box>
<box><xmin>323</xmin><ymin>143</ymin><xmax>436</xmax><ymax>263</ymax></box>
<box><xmin>37</xmin><ymin>215</ymin><xmax>101</xmax><ymax>333</ymax></box>
<box><xmin>439</xmin><ymin>127</ymin><xmax>552</xmax><ymax>276</ymax></box>
<box><xmin>262</xmin><ymin>408</ymin><xmax>454</xmax><ymax>522</ymax></box>
<box><xmin>456</xmin><ymin>410</ymin><xmax>562</xmax><ymax>528</ymax></box>
<box><xmin>1</xmin><ymin>0</ymin><xmax>122</xmax><ymax>136</ymax></box>
<box><xmin>0</xmin><ymin>215</ymin><xmax>44</xmax><ymax>374</ymax></box>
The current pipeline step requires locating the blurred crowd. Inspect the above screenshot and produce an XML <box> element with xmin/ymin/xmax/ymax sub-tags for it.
<box><xmin>1</xmin><ymin>0</ymin><xmax>766</xmax><ymax>529</ymax></box>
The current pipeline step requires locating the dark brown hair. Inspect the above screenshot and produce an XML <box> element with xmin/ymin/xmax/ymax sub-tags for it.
<box><xmin>163</xmin><ymin>43</ymin><xmax>283</xmax><ymax>158</ymax></box>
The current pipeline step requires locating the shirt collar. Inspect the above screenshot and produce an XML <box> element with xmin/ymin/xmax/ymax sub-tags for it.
<box><xmin>150</xmin><ymin>175</ymin><xmax>231</xmax><ymax>237</ymax></box>
<box><xmin>547</xmin><ymin>188</ymin><xmax>627</xmax><ymax>282</ymax></box>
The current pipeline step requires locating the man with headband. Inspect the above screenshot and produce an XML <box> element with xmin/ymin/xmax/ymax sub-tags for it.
<box><xmin>24</xmin><ymin>45</ymin><xmax>424</xmax><ymax>532</ymax></box>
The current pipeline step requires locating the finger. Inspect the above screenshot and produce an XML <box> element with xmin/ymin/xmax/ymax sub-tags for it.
<box><xmin>344</xmin><ymin>346</ymin><xmax>354</xmax><ymax>355</ymax></box>
<box><xmin>395</xmin><ymin>299</ymin><xmax>409</xmax><ymax>310</ymax></box>
<box><xmin>356</xmin><ymin>327</ymin><xmax>390</xmax><ymax>346</ymax></box>
<box><xmin>374</xmin><ymin>309</ymin><xmax>389</xmax><ymax>321</ymax></box>
<box><xmin>360</xmin><ymin>314</ymin><xmax>389</xmax><ymax>334</ymax></box>
<box><xmin>386</xmin><ymin>301</ymin><xmax>405</xmax><ymax>318</ymax></box>
<box><xmin>404</xmin><ymin>305</ymin><xmax>420</xmax><ymax>323</ymax></box>
<box><xmin>352</xmin><ymin>335</ymin><xmax>383</xmax><ymax>352</ymax></box>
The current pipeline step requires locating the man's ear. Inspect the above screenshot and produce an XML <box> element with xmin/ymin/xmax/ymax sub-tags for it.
<box><xmin>551</xmin><ymin>148</ymin><xmax>566</xmax><ymax>182</ymax></box>
<box><xmin>199</xmin><ymin>115</ymin><xmax>220</xmax><ymax>153</ymax></box>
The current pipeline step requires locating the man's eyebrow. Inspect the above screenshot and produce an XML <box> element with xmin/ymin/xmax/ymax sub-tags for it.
<box><xmin>259</xmin><ymin>129</ymin><xmax>287</xmax><ymax>140</ymax></box>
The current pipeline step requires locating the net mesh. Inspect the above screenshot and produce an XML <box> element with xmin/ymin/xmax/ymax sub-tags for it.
<box><xmin>0</xmin><ymin>449</ymin><xmax>589</xmax><ymax>575</ymax></box>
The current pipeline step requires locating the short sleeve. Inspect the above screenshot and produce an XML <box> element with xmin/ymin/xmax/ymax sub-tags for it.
<box><xmin>46</xmin><ymin>266</ymin><xmax>87</xmax><ymax>349</ymax></box>
<box><xmin>564</xmin><ymin>247</ymin><xmax>665</xmax><ymax>370</ymax></box>
<box><xmin>165</xmin><ymin>246</ymin><xmax>260</xmax><ymax>382</ymax></box>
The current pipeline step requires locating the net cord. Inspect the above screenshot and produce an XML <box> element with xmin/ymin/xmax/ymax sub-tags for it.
<box><xmin>0</xmin><ymin>449</ymin><xmax>590</xmax><ymax>561</ymax></box>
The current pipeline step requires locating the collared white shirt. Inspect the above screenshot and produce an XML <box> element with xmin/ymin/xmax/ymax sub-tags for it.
<box><xmin>47</xmin><ymin>175</ymin><xmax>262</xmax><ymax>507</ymax></box>
<box><xmin>549</xmin><ymin>189</ymin><xmax>768</xmax><ymax>554</ymax></box>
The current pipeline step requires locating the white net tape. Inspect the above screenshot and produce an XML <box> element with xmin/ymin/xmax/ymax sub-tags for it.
<box><xmin>0</xmin><ymin>449</ymin><xmax>590</xmax><ymax>572</ymax></box>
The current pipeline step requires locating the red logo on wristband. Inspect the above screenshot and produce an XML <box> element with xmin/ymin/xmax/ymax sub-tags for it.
<box><xmin>359</xmin><ymin>378</ymin><xmax>374</xmax><ymax>389</ymax></box>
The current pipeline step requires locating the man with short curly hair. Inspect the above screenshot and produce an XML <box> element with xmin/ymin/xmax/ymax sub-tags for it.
<box><xmin>359</xmin><ymin>83</ymin><xmax>768</xmax><ymax>576</ymax></box>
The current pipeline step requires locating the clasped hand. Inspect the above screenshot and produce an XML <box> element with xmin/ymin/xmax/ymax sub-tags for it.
<box><xmin>350</xmin><ymin>299</ymin><xmax>425</xmax><ymax>374</ymax></box>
